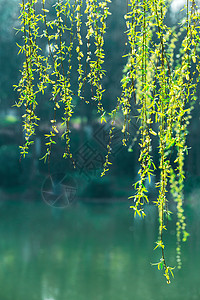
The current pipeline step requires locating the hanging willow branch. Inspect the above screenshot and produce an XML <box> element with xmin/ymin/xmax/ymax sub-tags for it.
<box><xmin>15</xmin><ymin>0</ymin><xmax>200</xmax><ymax>284</ymax></box>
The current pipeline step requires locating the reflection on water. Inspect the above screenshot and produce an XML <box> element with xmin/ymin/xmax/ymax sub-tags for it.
<box><xmin>0</xmin><ymin>201</ymin><xmax>199</xmax><ymax>300</ymax></box>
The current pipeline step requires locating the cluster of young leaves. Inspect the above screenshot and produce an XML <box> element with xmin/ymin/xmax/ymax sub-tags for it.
<box><xmin>85</xmin><ymin>0</ymin><xmax>111</xmax><ymax>114</ymax></box>
<box><xmin>152</xmin><ymin>257</ymin><xmax>175</xmax><ymax>284</ymax></box>
<box><xmin>117</xmin><ymin>0</ymin><xmax>176</xmax><ymax>282</ymax></box>
<box><xmin>14</xmin><ymin>0</ymin><xmax>44</xmax><ymax>158</ymax></box>
<box><xmin>168</xmin><ymin>0</ymin><xmax>200</xmax><ymax>269</ymax></box>
<box><xmin>16</xmin><ymin>0</ymin><xmax>112</xmax><ymax>165</ymax></box>
<box><xmin>75</xmin><ymin>0</ymin><xmax>84</xmax><ymax>98</ymax></box>
<box><xmin>119</xmin><ymin>0</ymin><xmax>200</xmax><ymax>283</ymax></box>
<box><xmin>124</xmin><ymin>0</ymin><xmax>156</xmax><ymax>219</ymax></box>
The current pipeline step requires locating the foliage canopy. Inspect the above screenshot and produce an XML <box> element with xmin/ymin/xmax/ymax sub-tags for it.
<box><xmin>15</xmin><ymin>0</ymin><xmax>200</xmax><ymax>283</ymax></box>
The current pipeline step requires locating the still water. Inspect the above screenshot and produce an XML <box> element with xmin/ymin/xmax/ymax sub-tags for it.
<box><xmin>0</xmin><ymin>200</ymin><xmax>199</xmax><ymax>300</ymax></box>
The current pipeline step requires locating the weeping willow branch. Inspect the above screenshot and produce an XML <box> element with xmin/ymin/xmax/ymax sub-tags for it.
<box><xmin>15</xmin><ymin>0</ymin><xmax>200</xmax><ymax>284</ymax></box>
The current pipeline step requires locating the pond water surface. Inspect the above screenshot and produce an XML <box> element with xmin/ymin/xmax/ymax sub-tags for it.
<box><xmin>0</xmin><ymin>200</ymin><xmax>199</xmax><ymax>300</ymax></box>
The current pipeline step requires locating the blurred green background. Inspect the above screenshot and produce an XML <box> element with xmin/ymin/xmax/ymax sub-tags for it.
<box><xmin>0</xmin><ymin>0</ymin><xmax>200</xmax><ymax>299</ymax></box>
